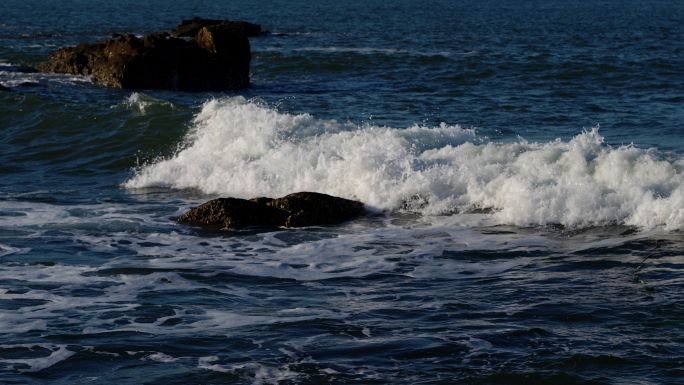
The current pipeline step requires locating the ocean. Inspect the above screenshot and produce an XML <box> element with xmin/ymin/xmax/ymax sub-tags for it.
<box><xmin>1</xmin><ymin>0</ymin><xmax>684</xmax><ymax>383</ymax></box>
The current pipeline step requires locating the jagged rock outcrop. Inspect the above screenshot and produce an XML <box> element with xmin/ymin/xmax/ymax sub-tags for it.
<box><xmin>35</xmin><ymin>26</ymin><xmax>250</xmax><ymax>91</ymax></box>
<box><xmin>178</xmin><ymin>192</ymin><xmax>367</xmax><ymax>230</ymax></box>
<box><xmin>170</xmin><ymin>17</ymin><xmax>262</xmax><ymax>37</ymax></box>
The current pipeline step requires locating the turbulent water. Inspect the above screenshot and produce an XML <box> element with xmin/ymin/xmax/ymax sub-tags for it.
<box><xmin>2</xmin><ymin>0</ymin><xmax>684</xmax><ymax>384</ymax></box>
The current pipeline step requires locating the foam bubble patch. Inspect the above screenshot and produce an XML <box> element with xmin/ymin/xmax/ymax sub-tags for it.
<box><xmin>1</xmin><ymin>344</ymin><xmax>75</xmax><ymax>373</ymax></box>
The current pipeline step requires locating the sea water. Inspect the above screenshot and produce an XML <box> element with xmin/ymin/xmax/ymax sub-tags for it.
<box><xmin>1</xmin><ymin>0</ymin><xmax>684</xmax><ymax>383</ymax></box>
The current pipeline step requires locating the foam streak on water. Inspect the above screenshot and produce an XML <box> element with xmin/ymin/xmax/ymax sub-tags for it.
<box><xmin>127</xmin><ymin>97</ymin><xmax>684</xmax><ymax>230</ymax></box>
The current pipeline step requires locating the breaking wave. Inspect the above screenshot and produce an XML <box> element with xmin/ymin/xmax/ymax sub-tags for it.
<box><xmin>125</xmin><ymin>96</ymin><xmax>684</xmax><ymax>230</ymax></box>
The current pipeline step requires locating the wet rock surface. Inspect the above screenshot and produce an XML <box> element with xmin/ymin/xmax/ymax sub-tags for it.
<box><xmin>178</xmin><ymin>192</ymin><xmax>367</xmax><ymax>230</ymax></box>
<box><xmin>36</xmin><ymin>24</ymin><xmax>251</xmax><ymax>91</ymax></box>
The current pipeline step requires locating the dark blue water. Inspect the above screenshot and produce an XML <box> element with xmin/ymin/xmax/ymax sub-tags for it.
<box><xmin>1</xmin><ymin>0</ymin><xmax>684</xmax><ymax>383</ymax></box>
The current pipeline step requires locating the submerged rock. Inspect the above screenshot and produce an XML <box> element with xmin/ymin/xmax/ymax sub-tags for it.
<box><xmin>35</xmin><ymin>26</ymin><xmax>250</xmax><ymax>91</ymax></box>
<box><xmin>178</xmin><ymin>192</ymin><xmax>367</xmax><ymax>230</ymax></box>
<box><xmin>170</xmin><ymin>17</ymin><xmax>262</xmax><ymax>37</ymax></box>
<box><xmin>0</xmin><ymin>84</ymin><xmax>11</xmax><ymax>92</ymax></box>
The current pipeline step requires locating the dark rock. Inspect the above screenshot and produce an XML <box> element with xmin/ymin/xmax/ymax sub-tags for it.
<box><xmin>0</xmin><ymin>84</ymin><xmax>11</xmax><ymax>92</ymax></box>
<box><xmin>171</xmin><ymin>17</ymin><xmax>262</xmax><ymax>37</ymax></box>
<box><xmin>35</xmin><ymin>42</ymin><xmax>98</xmax><ymax>77</ymax></box>
<box><xmin>177</xmin><ymin>198</ymin><xmax>288</xmax><ymax>229</ymax></box>
<box><xmin>178</xmin><ymin>192</ymin><xmax>367</xmax><ymax>230</ymax></box>
<box><xmin>249</xmin><ymin>197</ymin><xmax>276</xmax><ymax>205</ymax></box>
<box><xmin>18</xmin><ymin>82</ymin><xmax>40</xmax><ymax>87</ymax></box>
<box><xmin>268</xmin><ymin>192</ymin><xmax>368</xmax><ymax>228</ymax></box>
<box><xmin>35</xmin><ymin>27</ymin><xmax>250</xmax><ymax>91</ymax></box>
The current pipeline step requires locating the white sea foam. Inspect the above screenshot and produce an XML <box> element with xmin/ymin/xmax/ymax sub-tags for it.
<box><xmin>125</xmin><ymin>97</ymin><xmax>684</xmax><ymax>230</ymax></box>
<box><xmin>116</xmin><ymin>93</ymin><xmax>177</xmax><ymax>115</ymax></box>
<box><xmin>144</xmin><ymin>352</ymin><xmax>178</xmax><ymax>362</ymax></box>
<box><xmin>0</xmin><ymin>244</ymin><xmax>27</xmax><ymax>257</ymax></box>
<box><xmin>0</xmin><ymin>69</ymin><xmax>92</xmax><ymax>87</ymax></box>
<box><xmin>0</xmin><ymin>195</ymin><xmax>654</xmax><ymax>350</ymax></box>
<box><xmin>1</xmin><ymin>344</ymin><xmax>75</xmax><ymax>373</ymax></box>
<box><xmin>124</xmin><ymin>96</ymin><xmax>480</xmax><ymax>210</ymax></box>
<box><xmin>199</xmin><ymin>360</ymin><xmax>302</xmax><ymax>384</ymax></box>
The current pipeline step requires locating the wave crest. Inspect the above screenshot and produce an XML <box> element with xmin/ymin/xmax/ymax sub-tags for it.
<box><xmin>125</xmin><ymin>97</ymin><xmax>684</xmax><ymax>230</ymax></box>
